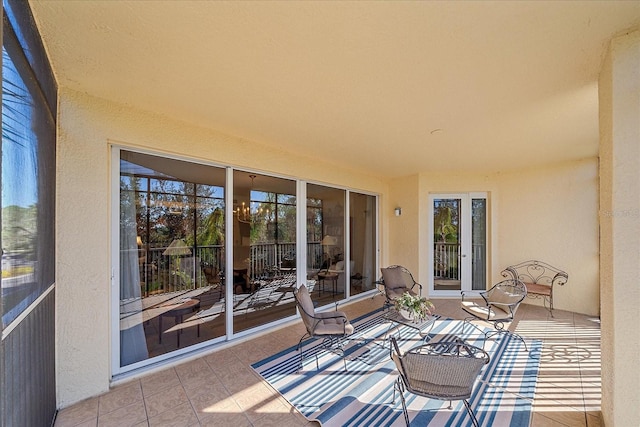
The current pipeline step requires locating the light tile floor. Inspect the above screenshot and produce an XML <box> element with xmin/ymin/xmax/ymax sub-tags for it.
<box><xmin>54</xmin><ymin>295</ymin><xmax>601</xmax><ymax>427</ymax></box>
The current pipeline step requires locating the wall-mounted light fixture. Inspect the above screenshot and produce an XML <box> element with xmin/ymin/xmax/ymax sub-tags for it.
<box><xmin>394</xmin><ymin>207</ymin><xmax>402</xmax><ymax>216</ymax></box>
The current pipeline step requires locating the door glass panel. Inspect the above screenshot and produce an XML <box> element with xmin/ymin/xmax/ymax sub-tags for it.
<box><xmin>232</xmin><ymin>172</ymin><xmax>296</xmax><ymax>334</ymax></box>
<box><xmin>433</xmin><ymin>198</ymin><xmax>461</xmax><ymax>291</ymax></box>
<box><xmin>349</xmin><ymin>192</ymin><xmax>377</xmax><ymax>296</ymax></box>
<box><xmin>119</xmin><ymin>151</ymin><xmax>226</xmax><ymax>367</ymax></box>
<box><xmin>306</xmin><ymin>184</ymin><xmax>345</xmax><ymax>306</ymax></box>
<box><xmin>472</xmin><ymin>199</ymin><xmax>487</xmax><ymax>290</ymax></box>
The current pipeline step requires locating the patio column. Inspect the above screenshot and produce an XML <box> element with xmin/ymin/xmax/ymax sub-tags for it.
<box><xmin>599</xmin><ymin>28</ymin><xmax>640</xmax><ymax>426</ymax></box>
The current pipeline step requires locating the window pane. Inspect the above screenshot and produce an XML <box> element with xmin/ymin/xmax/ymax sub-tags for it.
<box><xmin>306</xmin><ymin>184</ymin><xmax>345</xmax><ymax>306</ymax></box>
<box><xmin>119</xmin><ymin>151</ymin><xmax>226</xmax><ymax>367</ymax></box>
<box><xmin>1</xmin><ymin>45</ymin><xmax>55</xmax><ymax>328</ymax></box>
<box><xmin>233</xmin><ymin>171</ymin><xmax>297</xmax><ymax>334</ymax></box>
<box><xmin>349</xmin><ymin>192</ymin><xmax>377</xmax><ymax>296</ymax></box>
<box><xmin>472</xmin><ymin>199</ymin><xmax>487</xmax><ymax>290</ymax></box>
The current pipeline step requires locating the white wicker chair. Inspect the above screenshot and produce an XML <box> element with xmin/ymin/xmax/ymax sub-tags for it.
<box><xmin>390</xmin><ymin>336</ymin><xmax>489</xmax><ymax>427</ymax></box>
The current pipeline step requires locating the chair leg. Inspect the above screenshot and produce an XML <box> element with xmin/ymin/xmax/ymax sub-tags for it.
<box><xmin>395</xmin><ymin>378</ymin><xmax>410</xmax><ymax>427</ymax></box>
<box><xmin>485</xmin><ymin>329</ymin><xmax>529</xmax><ymax>352</ymax></box>
<box><xmin>296</xmin><ymin>333</ymin><xmax>310</xmax><ymax>370</ymax></box>
<box><xmin>463</xmin><ymin>399</ymin><xmax>480</xmax><ymax>427</ymax></box>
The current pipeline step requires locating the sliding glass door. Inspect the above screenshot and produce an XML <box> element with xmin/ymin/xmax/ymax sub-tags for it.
<box><xmin>118</xmin><ymin>150</ymin><xmax>227</xmax><ymax>367</ymax></box>
<box><xmin>349</xmin><ymin>192</ymin><xmax>377</xmax><ymax>296</ymax></box>
<box><xmin>232</xmin><ymin>171</ymin><xmax>297</xmax><ymax>334</ymax></box>
<box><xmin>306</xmin><ymin>184</ymin><xmax>346</xmax><ymax>306</ymax></box>
<box><xmin>114</xmin><ymin>148</ymin><xmax>379</xmax><ymax>372</ymax></box>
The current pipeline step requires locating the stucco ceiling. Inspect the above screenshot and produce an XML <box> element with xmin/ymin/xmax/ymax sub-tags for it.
<box><xmin>29</xmin><ymin>1</ymin><xmax>640</xmax><ymax>178</ymax></box>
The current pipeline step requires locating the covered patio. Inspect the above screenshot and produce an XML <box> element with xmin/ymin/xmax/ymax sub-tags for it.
<box><xmin>55</xmin><ymin>294</ymin><xmax>601</xmax><ymax>426</ymax></box>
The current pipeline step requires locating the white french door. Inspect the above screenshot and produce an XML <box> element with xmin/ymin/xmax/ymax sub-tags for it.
<box><xmin>428</xmin><ymin>193</ymin><xmax>487</xmax><ymax>296</ymax></box>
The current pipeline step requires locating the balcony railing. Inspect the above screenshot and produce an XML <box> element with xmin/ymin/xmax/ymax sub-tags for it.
<box><xmin>136</xmin><ymin>241</ymin><xmax>324</xmax><ymax>296</ymax></box>
<box><xmin>434</xmin><ymin>242</ymin><xmax>486</xmax><ymax>289</ymax></box>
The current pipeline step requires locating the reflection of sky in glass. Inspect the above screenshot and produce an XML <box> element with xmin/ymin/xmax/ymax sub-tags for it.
<box><xmin>2</xmin><ymin>47</ymin><xmax>37</xmax><ymax>208</ymax></box>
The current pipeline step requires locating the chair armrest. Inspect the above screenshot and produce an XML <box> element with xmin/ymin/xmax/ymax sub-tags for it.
<box><xmin>461</xmin><ymin>290</ymin><xmax>485</xmax><ymax>297</ymax></box>
<box><xmin>410</xmin><ymin>282</ymin><xmax>423</xmax><ymax>293</ymax></box>
<box><xmin>552</xmin><ymin>271</ymin><xmax>569</xmax><ymax>287</ymax></box>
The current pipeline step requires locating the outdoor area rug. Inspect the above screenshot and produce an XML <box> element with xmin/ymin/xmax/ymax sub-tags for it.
<box><xmin>252</xmin><ymin>308</ymin><xmax>542</xmax><ymax>426</ymax></box>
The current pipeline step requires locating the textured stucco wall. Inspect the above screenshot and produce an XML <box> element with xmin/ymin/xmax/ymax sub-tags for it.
<box><xmin>55</xmin><ymin>88</ymin><xmax>387</xmax><ymax>407</ymax></box>
<box><xmin>599</xmin><ymin>29</ymin><xmax>640</xmax><ymax>427</ymax></box>
<box><xmin>409</xmin><ymin>161</ymin><xmax>599</xmax><ymax>316</ymax></box>
<box><xmin>387</xmin><ymin>175</ymin><xmax>421</xmax><ymax>276</ymax></box>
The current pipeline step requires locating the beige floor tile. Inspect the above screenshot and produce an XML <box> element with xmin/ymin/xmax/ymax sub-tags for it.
<box><xmin>143</xmin><ymin>385</ymin><xmax>189</xmax><ymax>418</ymax></box>
<box><xmin>54</xmin><ymin>397</ymin><xmax>99</xmax><ymax>427</ymax></box>
<box><xmin>217</xmin><ymin>366</ymin><xmax>263</xmax><ymax>394</ymax></box>
<box><xmin>147</xmin><ymin>402</ymin><xmax>198</xmax><ymax>427</ymax></box>
<box><xmin>175</xmin><ymin>358</ymin><xmax>214</xmax><ymax>388</ymax></box>
<box><xmin>140</xmin><ymin>368</ymin><xmax>181</xmax><ymax>398</ymax></box>
<box><xmin>205</xmin><ymin>351</ymin><xmax>246</xmax><ymax>376</ymax></box>
<box><xmin>189</xmin><ymin>389</ymin><xmax>243</xmax><ymax>420</ymax></box>
<box><xmin>533</xmin><ymin>409</ymin><xmax>588</xmax><ymax>426</ymax></box>
<box><xmin>98</xmin><ymin>382</ymin><xmax>143</xmax><ymax>415</ymax></box>
<box><xmin>585</xmin><ymin>411</ymin><xmax>601</xmax><ymax>427</ymax></box>
<box><xmin>199</xmin><ymin>411</ymin><xmax>253</xmax><ymax>427</ymax></box>
<box><xmin>249</xmin><ymin>411</ymin><xmax>306</xmax><ymax>427</ymax></box>
<box><xmin>97</xmin><ymin>400</ymin><xmax>147</xmax><ymax>427</ymax></box>
<box><xmin>532</xmin><ymin>411</ymin><xmax>578</xmax><ymax>426</ymax></box>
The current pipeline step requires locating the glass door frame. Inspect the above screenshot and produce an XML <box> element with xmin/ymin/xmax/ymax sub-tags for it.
<box><xmin>110</xmin><ymin>146</ymin><xmax>382</xmax><ymax>376</ymax></box>
<box><xmin>427</xmin><ymin>192</ymin><xmax>487</xmax><ymax>297</ymax></box>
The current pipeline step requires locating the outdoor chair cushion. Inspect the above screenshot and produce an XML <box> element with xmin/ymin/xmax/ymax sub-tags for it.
<box><xmin>381</xmin><ymin>267</ymin><xmax>408</xmax><ymax>290</ymax></box>
<box><xmin>489</xmin><ymin>286</ymin><xmax>521</xmax><ymax>305</ymax></box>
<box><xmin>385</xmin><ymin>286</ymin><xmax>417</xmax><ymax>300</ymax></box>
<box><xmin>461</xmin><ymin>300</ymin><xmax>510</xmax><ymax>320</ymax></box>
<box><xmin>313</xmin><ymin>311</ymin><xmax>354</xmax><ymax>335</ymax></box>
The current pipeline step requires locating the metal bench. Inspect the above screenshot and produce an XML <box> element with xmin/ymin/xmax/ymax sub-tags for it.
<box><xmin>501</xmin><ymin>260</ymin><xmax>568</xmax><ymax>317</ymax></box>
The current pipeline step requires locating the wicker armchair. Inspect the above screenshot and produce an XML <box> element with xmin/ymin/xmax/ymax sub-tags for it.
<box><xmin>378</xmin><ymin>265</ymin><xmax>423</xmax><ymax>309</ymax></box>
<box><xmin>390</xmin><ymin>336</ymin><xmax>489</xmax><ymax>427</ymax></box>
<box><xmin>461</xmin><ymin>279</ymin><xmax>528</xmax><ymax>350</ymax></box>
<box><xmin>294</xmin><ymin>285</ymin><xmax>354</xmax><ymax>370</ymax></box>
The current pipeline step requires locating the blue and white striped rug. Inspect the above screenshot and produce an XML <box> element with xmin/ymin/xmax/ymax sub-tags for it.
<box><xmin>252</xmin><ymin>309</ymin><xmax>541</xmax><ymax>426</ymax></box>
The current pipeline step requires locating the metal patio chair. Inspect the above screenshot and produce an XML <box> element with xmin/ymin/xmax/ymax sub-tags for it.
<box><xmin>390</xmin><ymin>336</ymin><xmax>490</xmax><ymax>427</ymax></box>
<box><xmin>294</xmin><ymin>284</ymin><xmax>354</xmax><ymax>370</ymax></box>
<box><xmin>378</xmin><ymin>265</ymin><xmax>423</xmax><ymax>309</ymax></box>
<box><xmin>461</xmin><ymin>279</ymin><xmax>528</xmax><ymax>350</ymax></box>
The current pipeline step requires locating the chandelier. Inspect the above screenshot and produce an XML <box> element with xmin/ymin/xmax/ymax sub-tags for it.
<box><xmin>235</xmin><ymin>174</ymin><xmax>270</xmax><ymax>224</ymax></box>
<box><xmin>236</xmin><ymin>201</ymin><xmax>269</xmax><ymax>224</ymax></box>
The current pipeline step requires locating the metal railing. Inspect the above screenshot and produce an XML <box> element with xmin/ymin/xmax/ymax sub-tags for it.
<box><xmin>136</xmin><ymin>241</ymin><xmax>325</xmax><ymax>296</ymax></box>
<box><xmin>433</xmin><ymin>242</ymin><xmax>486</xmax><ymax>286</ymax></box>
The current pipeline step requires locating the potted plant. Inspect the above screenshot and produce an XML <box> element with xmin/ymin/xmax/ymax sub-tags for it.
<box><xmin>394</xmin><ymin>292</ymin><xmax>435</xmax><ymax>322</ymax></box>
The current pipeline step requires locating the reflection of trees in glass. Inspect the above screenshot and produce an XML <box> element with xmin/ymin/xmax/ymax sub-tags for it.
<box><xmin>2</xmin><ymin>49</ymin><xmax>31</xmax><ymax>148</ymax></box>
<box><xmin>2</xmin><ymin>48</ymin><xmax>38</xmax><ymax>261</ymax></box>
<box><xmin>121</xmin><ymin>170</ymin><xmax>225</xmax><ymax>249</ymax></box>
<box><xmin>197</xmin><ymin>205</ymin><xmax>225</xmax><ymax>246</ymax></box>
<box><xmin>471</xmin><ymin>199</ymin><xmax>486</xmax><ymax>243</ymax></box>
<box><xmin>433</xmin><ymin>200</ymin><xmax>459</xmax><ymax>243</ymax></box>
<box><xmin>307</xmin><ymin>198</ymin><xmax>323</xmax><ymax>242</ymax></box>
<box><xmin>1</xmin><ymin>205</ymin><xmax>36</xmax><ymax>257</ymax></box>
<box><xmin>249</xmin><ymin>191</ymin><xmax>296</xmax><ymax>244</ymax></box>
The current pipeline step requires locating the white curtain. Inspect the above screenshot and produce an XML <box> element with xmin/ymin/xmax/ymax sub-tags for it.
<box><xmin>119</xmin><ymin>186</ymin><xmax>149</xmax><ymax>366</ymax></box>
<box><xmin>363</xmin><ymin>196</ymin><xmax>374</xmax><ymax>290</ymax></box>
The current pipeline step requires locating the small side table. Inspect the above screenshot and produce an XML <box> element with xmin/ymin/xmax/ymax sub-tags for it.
<box><xmin>317</xmin><ymin>272</ymin><xmax>339</xmax><ymax>296</ymax></box>
<box><xmin>158</xmin><ymin>298</ymin><xmax>200</xmax><ymax>347</ymax></box>
<box><xmin>383</xmin><ymin>309</ymin><xmax>437</xmax><ymax>346</ymax></box>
